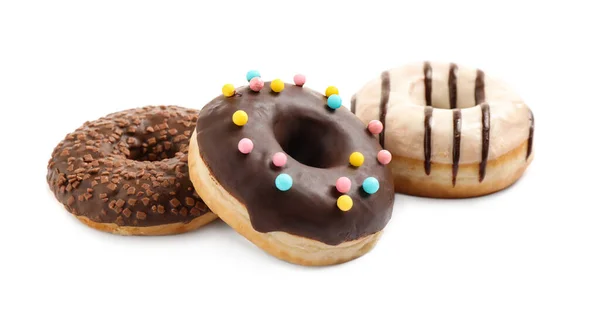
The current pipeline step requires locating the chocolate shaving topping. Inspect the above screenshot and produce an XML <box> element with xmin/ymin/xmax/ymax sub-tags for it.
<box><xmin>190</xmin><ymin>207</ymin><xmax>201</xmax><ymax>216</ymax></box>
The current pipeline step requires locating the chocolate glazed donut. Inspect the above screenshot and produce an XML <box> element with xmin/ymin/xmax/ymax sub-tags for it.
<box><xmin>47</xmin><ymin>106</ymin><xmax>217</xmax><ymax>235</ymax></box>
<box><xmin>188</xmin><ymin>78</ymin><xmax>395</xmax><ymax>266</ymax></box>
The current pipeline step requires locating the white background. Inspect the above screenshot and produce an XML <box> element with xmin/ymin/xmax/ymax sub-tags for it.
<box><xmin>1</xmin><ymin>1</ymin><xmax>598</xmax><ymax>309</ymax></box>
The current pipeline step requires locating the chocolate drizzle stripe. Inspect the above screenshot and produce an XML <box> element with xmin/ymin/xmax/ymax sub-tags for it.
<box><xmin>452</xmin><ymin>109</ymin><xmax>462</xmax><ymax>186</ymax></box>
<box><xmin>475</xmin><ymin>69</ymin><xmax>485</xmax><ymax>105</ymax></box>
<box><xmin>350</xmin><ymin>95</ymin><xmax>357</xmax><ymax>114</ymax></box>
<box><xmin>527</xmin><ymin>109</ymin><xmax>534</xmax><ymax>159</ymax></box>
<box><xmin>479</xmin><ymin>103</ymin><xmax>490</xmax><ymax>182</ymax></box>
<box><xmin>423</xmin><ymin>106</ymin><xmax>433</xmax><ymax>175</ymax></box>
<box><xmin>448</xmin><ymin>63</ymin><xmax>458</xmax><ymax>109</ymax></box>
<box><xmin>423</xmin><ymin>62</ymin><xmax>432</xmax><ymax>106</ymax></box>
<box><xmin>379</xmin><ymin>71</ymin><xmax>391</xmax><ymax>147</ymax></box>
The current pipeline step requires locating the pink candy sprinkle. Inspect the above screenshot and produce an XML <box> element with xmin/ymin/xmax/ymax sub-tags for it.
<box><xmin>336</xmin><ymin>177</ymin><xmax>352</xmax><ymax>194</ymax></box>
<box><xmin>272</xmin><ymin>152</ymin><xmax>287</xmax><ymax>167</ymax></box>
<box><xmin>368</xmin><ymin>120</ymin><xmax>383</xmax><ymax>135</ymax></box>
<box><xmin>238</xmin><ymin>138</ymin><xmax>254</xmax><ymax>154</ymax></box>
<box><xmin>249</xmin><ymin>77</ymin><xmax>264</xmax><ymax>92</ymax></box>
<box><xmin>377</xmin><ymin>150</ymin><xmax>392</xmax><ymax>165</ymax></box>
<box><xmin>293</xmin><ymin>74</ymin><xmax>306</xmax><ymax>86</ymax></box>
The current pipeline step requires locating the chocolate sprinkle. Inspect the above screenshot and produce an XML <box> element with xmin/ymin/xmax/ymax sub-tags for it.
<box><xmin>47</xmin><ymin>106</ymin><xmax>211</xmax><ymax>227</ymax></box>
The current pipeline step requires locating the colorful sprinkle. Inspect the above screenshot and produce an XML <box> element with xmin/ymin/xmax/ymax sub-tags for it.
<box><xmin>222</xmin><ymin>84</ymin><xmax>236</xmax><ymax>97</ymax></box>
<box><xmin>246</xmin><ymin>70</ymin><xmax>261</xmax><ymax>82</ymax></box>
<box><xmin>293</xmin><ymin>74</ymin><xmax>306</xmax><ymax>86</ymax></box>
<box><xmin>327</xmin><ymin>94</ymin><xmax>342</xmax><ymax>109</ymax></box>
<box><xmin>337</xmin><ymin>195</ymin><xmax>353</xmax><ymax>211</ymax></box>
<box><xmin>232</xmin><ymin>110</ymin><xmax>248</xmax><ymax>126</ymax></box>
<box><xmin>249</xmin><ymin>77</ymin><xmax>264</xmax><ymax>92</ymax></box>
<box><xmin>362</xmin><ymin>177</ymin><xmax>379</xmax><ymax>194</ymax></box>
<box><xmin>271</xmin><ymin>79</ymin><xmax>285</xmax><ymax>93</ymax></box>
<box><xmin>377</xmin><ymin>150</ymin><xmax>392</xmax><ymax>165</ymax></box>
<box><xmin>335</xmin><ymin>177</ymin><xmax>351</xmax><ymax>194</ymax></box>
<box><xmin>349</xmin><ymin>152</ymin><xmax>364</xmax><ymax>167</ymax></box>
<box><xmin>325</xmin><ymin>86</ymin><xmax>339</xmax><ymax>97</ymax></box>
<box><xmin>272</xmin><ymin>152</ymin><xmax>287</xmax><ymax>167</ymax></box>
<box><xmin>367</xmin><ymin>120</ymin><xmax>384</xmax><ymax>135</ymax></box>
<box><xmin>238</xmin><ymin>138</ymin><xmax>254</xmax><ymax>154</ymax></box>
<box><xmin>275</xmin><ymin>173</ymin><xmax>293</xmax><ymax>191</ymax></box>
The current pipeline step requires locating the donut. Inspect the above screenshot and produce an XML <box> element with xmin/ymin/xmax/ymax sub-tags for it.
<box><xmin>47</xmin><ymin>106</ymin><xmax>218</xmax><ymax>235</ymax></box>
<box><xmin>188</xmin><ymin>72</ymin><xmax>395</xmax><ymax>266</ymax></box>
<box><xmin>351</xmin><ymin>62</ymin><xmax>535</xmax><ymax>198</ymax></box>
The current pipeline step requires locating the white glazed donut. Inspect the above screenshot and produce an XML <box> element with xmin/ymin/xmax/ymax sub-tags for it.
<box><xmin>351</xmin><ymin>61</ymin><xmax>534</xmax><ymax>198</ymax></box>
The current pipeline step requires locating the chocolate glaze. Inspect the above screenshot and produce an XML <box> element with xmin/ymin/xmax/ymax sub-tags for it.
<box><xmin>47</xmin><ymin>106</ymin><xmax>210</xmax><ymax>227</ymax></box>
<box><xmin>479</xmin><ymin>103</ymin><xmax>490</xmax><ymax>182</ymax></box>
<box><xmin>448</xmin><ymin>63</ymin><xmax>458</xmax><ymax>109</ymax></box>
<box><xmin>350</xmin><ymin>95</ymin><xmax>357</xmax><ymax>114</ymax></box>
<box><xmin>475</xmin><ymin>68</ymin><xmax>489</xmax><ymax>182</ymax></box>
<box><xmin>527</xmin><ymin>109</ymin><xmax>534</xmax><ymax>159</ymax></box>
<box><xmin>452</xmin><ymin>109</ymin><xmax>462</xmax><ymax>186</ymax></box>
<box><xmin>379</xmin><ymin>71</ymin><xmax>391</xmax><ymax>147</ymax></box>
<box><xmin>423</xmin><ymin>106</ymin><xmax>433</xmax><ymax>175</ymax></box>
<box><xmin>423</xmin><ymin>62</ymin><xmax>433</xmax><ymax>106</ymax></box>
<box><xmin>475</xmin><ymin>69</ymin><xmax>485</xmax><ymax>105</ymax></box>
<box><xmin>195</xmin><ymin>82</ymin><xmax>395</xmax><ymax>246</ymax></box>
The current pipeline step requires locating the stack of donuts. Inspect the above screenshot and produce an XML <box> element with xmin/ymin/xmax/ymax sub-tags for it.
<box><xmin>47</xmin><ymin>62</ymin><xmax>534</xmax><ymax>266</ymax></box>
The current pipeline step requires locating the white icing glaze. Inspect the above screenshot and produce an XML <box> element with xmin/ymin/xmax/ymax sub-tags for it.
<box><xmin>353</xmin><ymin>61</ymin><xmax>532</xmax><ymax>165</ymax></box>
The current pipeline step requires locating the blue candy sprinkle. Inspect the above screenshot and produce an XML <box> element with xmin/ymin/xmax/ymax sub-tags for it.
<box><xmin>327</xmin><ymin>94</ymin><xmax>342</xmax><ymax>109</ymax></box>
<box><xmin>362</xmin><ymin>177</ymin><xmax>380</xmax><ymax>194</ymax></box>
<box><xmin>275</xmin><ymin>173</ymin><xmax>293</xmax><ymax>191</ymax></box>
<box><xmin>246</xmin><ymin>70</ymin><xmax>261</xmax><ymax>82</ymax></box>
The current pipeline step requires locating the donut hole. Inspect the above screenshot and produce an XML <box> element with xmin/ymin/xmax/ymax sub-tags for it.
<box><xmin>426</xmin><ymin>79</ymin><xmax>476</xmax><ymax>109</ymax></box>
<box><xmin>418</xmin><ymin>68</ymin><xmax>482</xmax><ymax>109</ymax></box>
<box><xmin>273</xmin><ymin>116</ymin><xmax>346</xmax><ymax>169</ymax></box>
<box><xmin>125</xmin><ymin>136</ymin><xmax>184</xmax><ymax>162</ymax></box>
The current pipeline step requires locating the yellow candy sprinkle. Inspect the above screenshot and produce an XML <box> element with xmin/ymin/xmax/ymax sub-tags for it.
<box><xmin>337</xmin><ymin>195</ymin><xmax>353</xmax><ymax>211</ymax></box>
<box><xmin>222</xmin><ymin>84</ymin><xmax>236</xmax><ymax>97</ymax></box>
<box><xmin>271</xmin><ymin>79</ymin><xmax>285</xmax><ymax>93</ymax></box>
<box><xmin>325</xmin><ymin>86</ymin><xmax>339</xmax><ymax>97</ymax></box>
<box><xmin>349</xmin><ymin>152</ymin><xmax>364</xmax><ymax>167</ymax></box>
<box><xmin>232</xmin><ymin>110</ymin><xmax>248</xmax><ymax>126</ymax></box>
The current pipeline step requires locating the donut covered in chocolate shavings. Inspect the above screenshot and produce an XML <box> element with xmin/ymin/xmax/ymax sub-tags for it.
<box><xmin>47</xmin><ymin>105</ymin><xmax>217</xmax><ymax>236</ymax></box>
